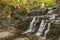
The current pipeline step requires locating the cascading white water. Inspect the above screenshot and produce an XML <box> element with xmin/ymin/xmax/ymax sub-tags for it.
<box><xmin>42</xmin><ymin>7</ymin><xmax>56</xmax><ymax>39</ymax></box>
<box><xmin>32</xmin><ymin>17</ymin><xmax>40</xmax><ymax>32</ymax></box>
<box><xmin>35</xmin><ymin>20</ymin><xmax>47</xmax><ymax>36</ymax></box>
<box><xmin>35</xmin><ymin>7</ymin><xmax>56</xmax><ymax>40</ymax></box>
<box><xmin>42</xmin><ymin>22</ymin><xmax>51</xmax><ymax>39</ymax></box>
<box><xmin>21</xmin><ymin>7</ymin><xmax>57</xmax><ymax>40</ymax></box>
<box><xmin>22</xmin><ymin>17</ymin><xmax>36</xmax><ymax>34</ymax></box>
<box><xmin>47</xmin><ymin>7</ymin><xmax>56</xmax><ymax>20</ymax></box>
<box><xmin>49</xmin><ymin>14</ymin><xmax>56</xmax><ymax>20</ymax></box>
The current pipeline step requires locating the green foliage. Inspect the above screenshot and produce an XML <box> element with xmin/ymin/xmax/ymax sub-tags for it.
<box><xmin>0</xmin><ymin>0</ymin><xmax>18</xmax><ymax>8</ymax></box>
<box><xmin>44</xmin><ymin>0</ymin><xmax>56</xmax><ymax>7</ymax></box>
<box><xmin>0</xmin><ymin>0</ymin><xmax>57</xmax><ymax>14</ymax></box>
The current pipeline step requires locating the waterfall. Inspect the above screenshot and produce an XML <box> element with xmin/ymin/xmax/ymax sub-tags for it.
<box><xmin>42</xmin><ymin>22</ymin><xmax>51</xmax><ymax>39</ymax></box>
<box><xmin>35</xmin><ymin>20</ymin><xmax>47</xmax><ymax>36</ymax></box>
<box><xmin>21</xmin><ymin>7</ymin><xmax>57</xmax><ymax>40</ymax></box>
<box><xmin>42</xmin><ymin>8</ymin><xmax>56</xmax><ymax>39</ymax></box>
<box><xmin>41</xmin><ymin>8</ymin><xmax>56</xmax><ymax>39</ymax></box>
<box><xmin>22</xmin><ymin>17</ymin><xmax>36</xmax><ymax>34</ymax></box>
<box><xmin>35</xmin><ymin>7</ymin><xmax>56</xmax><ymax>40</ymax></box>
<box><xmin>49</xmin><ymin>14</ymin><xmax>56</xmax><ymax>20</ymax></box>
<box><xmin>47</xmin><ymin>7</ymin><xmax>56</xmax><ymax>20</ymax></box>
<box><xmin>32</xmin><ymin>17</ymin><xmax>40</xmax><ymax>32</ymax></box>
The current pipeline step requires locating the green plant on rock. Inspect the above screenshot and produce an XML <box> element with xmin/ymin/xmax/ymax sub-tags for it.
<box><xmin>44</xmin><ymin>0</ymin><xmax>56</xmax><ymax>7</ymax></box>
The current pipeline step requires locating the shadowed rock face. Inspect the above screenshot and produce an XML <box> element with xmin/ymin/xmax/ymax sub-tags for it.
<box><xmin>28</xmin><ymin>8</ymin><xmax>48</xmax><ymax>16</ymax></box>
<box><xmin>28</xmin><ymin>6</ymin><xmax>57</xmax><ymax>16</ymax></box>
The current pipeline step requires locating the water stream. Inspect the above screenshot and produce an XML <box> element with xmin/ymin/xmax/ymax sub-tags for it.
<box><xmin>43</xmin><ymin>22</ymin><xmax>51</xmax><ymax>39</ymax></box>
<box><xmin>22</xmin><ymin>7</ymin><xmax>57</xmax><ymax>40</ymax></box>
<box><xmin>35</xmin><ymin>20</ymin><xmax>47</xmax><ymax>36</ymax></box>
<box><xmin>22</xmin><ymin>17</ymin><xmax>36</xmax><ymax>34</ymax></box>
<box><xmin>41</xmin><ymin>7</ymin><xmax>56</xmax><ymax>39</ymax></box>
